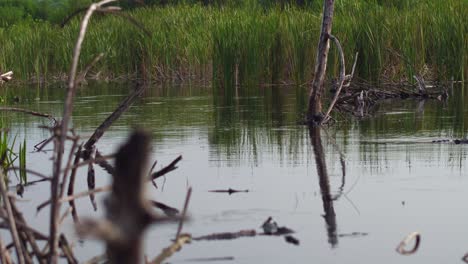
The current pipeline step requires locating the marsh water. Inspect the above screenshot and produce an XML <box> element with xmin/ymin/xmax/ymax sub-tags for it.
<box><xmin>2</xmin><ymin>82</ymin><xmax>468</xmax><ymax>263</ymax></box>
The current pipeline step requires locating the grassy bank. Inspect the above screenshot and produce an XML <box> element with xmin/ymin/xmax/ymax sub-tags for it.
<box><xmin>0</xmin><ymin>0</ymin><xmax>466</xmax><ymax>85</ymax></box>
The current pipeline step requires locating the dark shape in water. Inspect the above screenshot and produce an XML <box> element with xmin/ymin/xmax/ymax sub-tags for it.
<box><xmin>150</xmin><ymin>200</ymin><xmax>179</xmax><ymax>217</ymax></box>
<box><xmin>431</xmin><ymin>139</ymin><xmax>468</xmax><ymax>144</ymax></box>
<box><xmin>338</xmin><ymin>232</ymin><xmax>369</xmax><ymax>238</ymax></box>
<box><xmin>185</xmin><ymin>256</ymin><xmax>235</xmax><ymax>262</ymax></box>
<box><xmin>309</xmin><ymin>126</ymin><xmax>338</xmax><ymax>247</ymax></box>
<box><xmin>192</xmin><ymin>230</ymin><xmax>257</xmax><ymax>241</ymax></box>
<box><xmin>208</xmin><ymin>188</ymin><xmax>249</xmax><ymax>195</ymax></box>
<box><xmin>284</xmin><ymin>235</ymin><xmax>300</xmax><ymax>246</ymax></box>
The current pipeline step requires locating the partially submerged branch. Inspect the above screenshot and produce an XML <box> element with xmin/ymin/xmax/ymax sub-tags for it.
<box><xmin>0</xmin><ymin>107</ymin><xmax>56</xmax><ymax>124</ymax></box>
<box><xmin>0</xmin><ymin>71</ymin><xmax>13</xmax><ymax>84</ymax></box>
<box><xmin>306</xmin><ymin>0</ymin><xmax>336</xmax><ymax>124</ymax></box>
<box><xmin>321</xmin><ymin>34</ymin><xmax>346</xmax><ymax>124</ymax></box>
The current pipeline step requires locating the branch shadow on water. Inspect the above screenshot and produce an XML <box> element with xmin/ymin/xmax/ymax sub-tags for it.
<box><xmin>309</xmin><ymin>126</ymin><xmax>338</xmax><ymax>247</ymax></box>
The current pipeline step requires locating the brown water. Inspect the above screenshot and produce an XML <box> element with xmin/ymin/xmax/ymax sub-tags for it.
<box><xmin>1</xmin><ymin>82</ymin><xmax>468</xmax><ymax>263</ymax></box>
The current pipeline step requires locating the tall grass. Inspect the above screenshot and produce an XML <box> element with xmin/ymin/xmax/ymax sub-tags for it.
<box><xmin>0</xmin><ymin>0</ymin><xmax>466</xmax><ymax>84</ymax></box>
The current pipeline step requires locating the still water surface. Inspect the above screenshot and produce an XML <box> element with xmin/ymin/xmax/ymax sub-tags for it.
<box><xmin>3</xmin><ymin>82</ymin><xmax>468</xmax><ymax>263</ymax></box>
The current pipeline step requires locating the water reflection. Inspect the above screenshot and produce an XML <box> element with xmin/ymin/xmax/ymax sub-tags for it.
<box><xmin>309</xmin><ymin>126</ymin><xmax>338</xmax><ymax>247</ymax></box>
<box><xmin>2</xmin><ymin>82</ymin><xmax>468</xmax><ymax>263</ymax></box>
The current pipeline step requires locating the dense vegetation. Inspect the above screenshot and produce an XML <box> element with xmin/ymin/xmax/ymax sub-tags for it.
<box><xmin>0</xmin><ymin>0</ymin><xmax>466</xmax><ymax>84</ymax></box>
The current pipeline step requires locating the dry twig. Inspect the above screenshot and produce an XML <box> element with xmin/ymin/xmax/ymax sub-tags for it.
<box><xmin>0</xmin><ymin>172</ymin><xmax>25</xmax><ymax>264</ymax></box>
<box><xmin>396</xmin><ymin>232</ymin><xmax>421</xmax><ymax>255</ymax></box>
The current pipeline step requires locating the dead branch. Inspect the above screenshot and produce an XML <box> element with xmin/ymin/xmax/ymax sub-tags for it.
<box><xmin>208</xmin><ymin>188</ymin><xmax>249</xmax><ymax>195</ymax></box>
<box><xmin>76</xmin><ymin>53</ymin><xmax>105</xmax><ymax>86</ymax></box>
<box><xmin>62</xmin><ymin>152</ymin><xmax>115</xmax><ymax>173</ymax></box>
<box><xmin>150</xmin><ymin>201</ymin><xmax>179</xmax><ymax>217</ymax></box>
<box><xmin>0</xmin><ymin>107</ymin><xmax>56</xmax><ymax>123</ymax></box>
<box><xmin>151</xmin><ymin>155</ymin><xmax>183</xmax><ymax>180</ymax></box>
<box><xmin>396</xmin><ymin>232</ymin><xmax>420</xmax><ymax>255</ymax></box>
<box><xmin>413</xmin><ymin>75</ymin><xmax>427</xmax><ymax>94</ymax></box>
<box><xmin>175</xmin><ymin>187</ymin><xmax>192</xmax><ymax>239</ymax></box>
<box><xmin>6</xmin><ymin>167</ymin><xmax>51</xmax><ymax>181</ymax></box>
<box><xmin>0</xmin><ymin>234</ymin><xmax>12</xmax><ymax>264</ymax></box>
<box><xmin>34</xmin><ymin>136</ymin><xmax>54</xmax><ymax>152</ymax></box>
<box><xmin>95</xmin><ymin>149</ymin><xmax>115</xmax><ymax>174</ymax></box>
<box><xmin>149</xmin><ymin>234</ymin><xmax>191</xmax><ymax>264</ymax></box>
<box><xmin>58</xmin><ymin>234</ymin><xmax>78</xmax><ymax>264</ymax></box>
<box><xmin>9</xmin><ymin>200</ymin><xmax>46</xmax><ymax>264</ymax></box>
<box><xmin>0</xmin><ymin>71</ymin><xmax>13</xmax><ymax>84</ymax></box>
<box><xmin>321</xmin><ymin>34</ymin><xmax>346</xmax><ymax>125</ymax></box>
<box><xmin>67</xmin><ymin>146</ymin><xmax>82</xmax><ymax>223</ymax></box>
<box><xmin>87</xmin><ymin>147</ymin><xmax>98</xmax><ymax>211</ymax></box>
<box><xmin>0</xmin><ymin>172</ymin><xmax>25</xmax><ymax>264</ymax></box>
<box><xmin>192</xmin><ymin>230</ymin><xmax>256</xmax><ymax>241</ymax></box>
<box><xmin>307</xmin><ymin>0</ymin><xmax>336</xmax><ymax>123</ymax></box>
<box><xmin>50</xmin><ymin>2</ymin><xmax>118</xmax><ymax>261</ymax></box>
<box><xmin>82</xmin><ymin>82</ymin><xmax>145</xmax><ymax>160</ymax></box>
<box><xmin>344</xmin><ymin>52</ymin><xmax>358</xmax><ymax>87</ymax></box>
<box><xmin>83</xmin><ymin>254</ymin><xmax>107</xmax><ymax>264</ymax></box>
<box><xmin>59</xmin><ymin>137</ymin><xmax>79</xmax><ymax>201</ymax></box>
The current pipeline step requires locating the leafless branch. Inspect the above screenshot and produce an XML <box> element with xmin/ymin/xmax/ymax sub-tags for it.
<box><xmin>0</xmin><ymin>172</ymin><xmax>25</xmax><ymax>264</ymax></box>
<box><xmin>396</xmin><ymin>232</ymin><xmax>420</xmax><ymax>255</ymax></box>
<box><xmin>151</xmin><ymin>155</ymin><xmax>182</xmax><ymax>180</ymax></box>
<box><xmin>175</xmin><ymin>187</ymin><xmax>192</xmax><ymax>240</ymax></box>
<box><xmin>0</xmin><ymin>107</ymin><xmax>56</xmax><ymax>124</ymax></box>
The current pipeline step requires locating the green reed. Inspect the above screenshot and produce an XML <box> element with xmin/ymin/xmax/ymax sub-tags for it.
<box><xmin>0</xmin><ymin>0</ymin><xmax>465</xmax><ymax>84</ymax></box>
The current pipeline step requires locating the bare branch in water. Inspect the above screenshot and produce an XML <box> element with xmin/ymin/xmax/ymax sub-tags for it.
<box><xmin>149</xmin><ymin>234</ymin><xmax>192</xmax><ymax>264</ymax></box>
<box><xmin>59</xmin><ymin>234</ymin><xmax>78</xmax><ymax>264</ymax></box>
<box><xmin>192</xmin><ymin>230</ymin><xmax>256</xmax><ymax>241</ymax></box>
<box><xmin>396</xmin><ymin>232</ymin><xmax>421</xmax><ymax>255</ymax></box>
<box><xmin>0</xmin><ymin>107</ymin><xmax>56</xmax><ymax>124</ymax></box>
<box><xmin>175</xmin><ymin>187</ymin><xmax>192</xmax><ymax>240</ymax></box>
<box><xmin>0</xmin><ymin>172</ymin><xmax>25</xmax><ymax>264</ymax></box>
<box><xmin>87</xmin><ymin>147</ymin><xmax>98</xmax><ymax>211</ymax></box>
<box><xmin>67</xmin><ymin>146</ymin><xmax>82</xmax><ymax>223</ymax></box>
<box><xmin>50</xmin><ymin>2</ymin><xmax>119</xmax><ymax>261</ymax></box>
<box><xmin>151</xmin><ymin>155</ymin><xmax>183</xmax><ymax>180</ymax></box>
<box><xmin>76</xmin><ymin>53</ymin><xmax>105</xmax><ymax>85</ymax></box>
